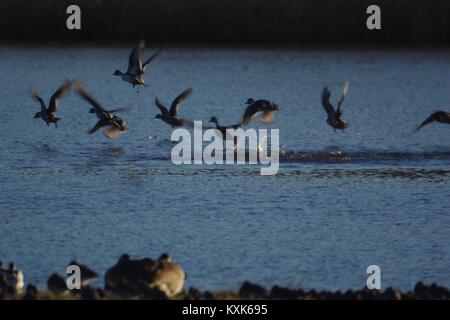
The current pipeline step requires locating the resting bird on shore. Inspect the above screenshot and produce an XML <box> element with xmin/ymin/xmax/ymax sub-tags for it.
<box><xmin>415</xmin><ymin>111</ymin><xmax>450</xmax><ymax>132</ymax></box>
<box><xmin>154</xmin><ymin>88</ymin><xmax>193</xmax><ymax>128</ymax></box>
<box><xmin>209</xmin><ymin>116</ymin><xmax>241</xmax><ymax>142</ymax></box>
<box><xmin>321</xmin><ymin>81</ymin><xmax>350</xmax><ymax>132</ymax></box>
<box><xmin>73</xmin><ymin>82</ymin><xmax>128</xmax><ymax>139</ymax></box>
<box><xmin>32</xmin><ymin>81</ymin><xmax>72</xmax><ymax>128</ymax></box>
<box><xmin>241</xmin><ymin>98</ymin><xmax>279</xmax><ymax>125</ymax></box>
<box><xmin>104</xmin><ymin>253</ymin><xmax>185</xmax><ymax>298</ymax></box>
<box><xmin>147</xmin><ymin>253</ymin><xmax>186</xmax><ymax>298</ymax></box>
<box><xmin>113</xmin><ymin>39</ymin><xmax>161</xmax><ymax>88</ymax></box>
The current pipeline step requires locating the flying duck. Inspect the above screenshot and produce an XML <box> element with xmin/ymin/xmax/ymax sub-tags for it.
<box><xmin>73</xmin><ymin>82</ymin><xmax>128</xmax><ymax>139</ymax></box>
<box><xmin>416</xmin><ymin>111</ymin><xmax>450</xmax><ymax>132</ymax></box>
<box><xmin>154</xmin><ymin>88</ymin><xmax>193</xmax><ymax>128</ymax></box>
<box><xmin>32</xmin><ymin>81</ymin><xmax>72</xmax><ymax>127</ymax></box>
<box><xmin>113</xmin><ymin>39</ymin><xmax>161</xmax><ymax>88</ymax></box>
<box><xmin>209</xmin><ymin>116</ymin><xmax>241</xmax><ymax>142</ymax></box>
<box><xmin>241</xmin><ymin>98</ymin><xmax>279</xmax><ymax>125</ymax></box>
<box><xmin>321</xmin><ymin>81</ymin><xmax>350</xmax><ymax>132</ymax></box>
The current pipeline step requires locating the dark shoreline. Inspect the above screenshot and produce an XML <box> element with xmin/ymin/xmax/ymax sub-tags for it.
<box><xmin>2</xmin><ymin>280</ymin><xmax>450</xmax><ymax>300</ymax></box>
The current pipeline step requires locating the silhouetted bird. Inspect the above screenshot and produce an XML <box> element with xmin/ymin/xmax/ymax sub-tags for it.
<box><xmin>73</xmin><ymin>82</ymin><xmax>128</xmax><ymax>139</ymax></box>
<box><xmin>321</xmin><ymin>81</ymin><xmax>350</xmax><ymax>132</ymax></box>
<box><xmin>241</xmin><ymin>98</ymin><xmax>279</xmax><ymax>125</ymax></box>
<box><xmin>209</xmin><ymin>116</ymin><xmax>241</xmax><ymax>142</ymax></box>
<box><xmin>32</xmin><ymin>81</ymin><xmax>72</xmax><ymax>127</ymax></box>
<box><xmin>113</xmin><ymin>39</ymin><xmax>160</xmax><ymax>88</ymax></box>
<box><xmin>154</xmin><ymin>88</ymin><xmax>193</xmax><ymax>128</ymax></box>
<box><xmin>416</xmin><ymin>111</ymin><xmax>450</xmax><ymax>132</ymax></box>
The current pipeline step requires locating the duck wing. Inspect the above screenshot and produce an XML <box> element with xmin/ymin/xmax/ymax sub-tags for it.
<box><xmin>88</xmin><ymin>119</ymin><xmax>108</xmax><ymax>134</ymax></box>
<box><xmin>321</xmin><ymin>86</ymin><xmax>336</xmax><ymax>119</ymax></box>
<box><xmin>155</xmin><ymin>98</ymin><xmax>169</xmax><ymax>115</ymax></box>
<box><xmin>142</xmin><ymin>48</ymin><xmax>161</xmax><ymax>71</ymax></box>
<box><xmin>336</xmin><ymin>81</ymin><xmax>349</xmax><ymax>118</ymax></box>
<box><xmin>74</xmin><ymin>82</ymin><xmax>108</xmax><ymax>114</ymax></box>
<box><xmin>127</xmin><ymin>39</ymin><xmax>145</xmax><ymax>75</ymax></box>
<box><xmin>169</xmin><ymin>88</ymin><xmax>192</xmax><ymax>117</ymax></box>
<box><xmin>241</xmin><ymin>104</ymin><xmax>261</xmax><ymax>125</ymax></box>
<box><xmin>416</xmin><ymin>113</ymin><xmax>438</xmax><ymax>132</ymax></box>
<box><xmin>48</xmin><ymin>81</ymin><xmax>72</xmax><ymax>113</ymax></box>
<box><xmin>31</xmin><ymin>87</ymin><xmax>47</xmax><ymax>113</ymax></box>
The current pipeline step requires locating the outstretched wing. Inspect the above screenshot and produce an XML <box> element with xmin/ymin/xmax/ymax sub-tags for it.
<box><xmin>127</xmin><ymin>39</ymin><xmax>145</xmax><ymax>74</ymax></box>
<box><xmin>142</xmin><ymin>48</ymin><xmax>161</xmax><ymax>71</ymax></box>
<box><xmin>321</xmin><ymin>86</ymin><xmax>336</xmax><ymax>118</ymax></box>
<box><xmin>169</xmin><ymin>88</ymin><xmax>192</xmax><ymax>117</ymax></box>
<box><xmin>416</xmin><ymin>113</ymin><xmax>437</xmax><ymax>132</ymax></box>
<box><xmin>88</xmin><ymin>119</ymin><xmax>108</xmax><ymax>134</ymax></box>
<box><xmin>155</xmin><ymin>98</ymin><xmax>169</xmax><ymax>115</ymax></box>
<box><xmin>48</xmin><ymin>81</ymin><xmax>72</xmax><ymax>113</ymax></box>
<box><xmin>336</xmin><ymin>81</ymin><xmax>349</xmax><ymax>118</ymax></box>
<box><xmin>241</xmin><ymin>104</ymin><xmax>261</xmax><ymax>125</ymax></box>
<box><xmin>74</xmin><ymin>82</ymin><xmax>107</xmax><ymax>113</ymax></box>
<box><xmin>31</xmin><ymin>87</ymin><xmax>47</xmax><ymax>113</ymax></box>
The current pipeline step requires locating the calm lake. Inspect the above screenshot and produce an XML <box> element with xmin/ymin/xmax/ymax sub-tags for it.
<box><xmin>0</xmin><ymin>47</ymin><xmax>449</xmax><ymax>291</ymax></box>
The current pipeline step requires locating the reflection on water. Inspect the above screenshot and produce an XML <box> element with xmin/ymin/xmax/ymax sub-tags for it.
<box><xmin>0</xmin><ymin>48</ymin><xmax>450</xmax><ymax>291</ymax></box>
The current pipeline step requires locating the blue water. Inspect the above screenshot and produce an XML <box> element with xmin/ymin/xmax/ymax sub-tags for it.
<box><xmin>0</xmin><ymin>47</ymin><xmax>449</xmax><ymax>291</ymax></box>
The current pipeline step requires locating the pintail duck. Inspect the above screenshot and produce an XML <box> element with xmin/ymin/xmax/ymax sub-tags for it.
<box><xmin>241</xmin><ymin>98</ymin><xmax>279</xmax><ymax>125</ymax></box>
<box><xmin>113</xmin><ymin>39</ymin><xmax>161</xmax><ymax>88</ymax></box>
<box><xmin>416</xmin><ymin>111</ymin><xmax>450</xmax><ymax>132</ymax></box>
<box><xmin>321</xmin><ymin>81</ymin><xmax>350</xmax><ymax>132</ymax></box>
<box><xmin>209</xmin><ymin>116</ymin><xmax>241</xmax><ymax>141</ymax></box>
<box><xmin>73</xmin><ymin>82</ymin><xmax>128</xmax><ymax>139</ymax></box>
<box><xmin>32</xmin><ymin>81</ymin><xmax>72</xmax><ymax>127</ymax></box>
<box><xmin>154</xmin><ymin>88</ymin><xmax>193</xmax><ymax>128</ymax></box>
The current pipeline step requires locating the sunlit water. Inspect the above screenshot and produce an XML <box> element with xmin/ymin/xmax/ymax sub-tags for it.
<box><xmin>0</xmin><ymin>47</ymin><xmax>449</xmax><ymax>291</ymax></box>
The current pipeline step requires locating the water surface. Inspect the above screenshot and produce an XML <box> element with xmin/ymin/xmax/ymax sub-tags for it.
<box><xmin>0</xmin><ymin>47</ymin><xmax>449</xmax><ymax>291</ymax></box>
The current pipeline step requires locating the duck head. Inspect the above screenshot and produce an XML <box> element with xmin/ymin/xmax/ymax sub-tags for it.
<box><xmin>158</xmin><ymin>253</ymin><xmax>171</xmax><ymax>263</ymax></box>
<box><xmin>154</xmin><ymin>114</ymin><xmax>162</xmax><ymax>119</ymax></box>
<box><xmin>209</xmin><ymin>116</ymin><xmax>218</xmax><ymax>125</ymax></box>
<box><xmin>246</xmin><ymin>98</ymin><xmax>255</xmax><ymax>105</ymax></box>
<box><xmin>89</xmin><ymin>108</ymin><xmax>97</xmax><ymax>114</ymax></box>
<box><xmin>34</xmin><ymin>112</ymin><xmax>41</xmax><ymax>119</ymax></box>
<box><xmin>113</xmin><ymin>70</ymin><xmax>123</xmax><ymax>76</ymax></box>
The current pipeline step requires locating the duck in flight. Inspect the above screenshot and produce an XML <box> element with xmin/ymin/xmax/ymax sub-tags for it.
<box><xmin>154</xmin><ymin>88</ymin><xmax>193</xmax><ymax>128</ymax></box>
<box><xmin>73</xmin><ymin>82</ymin><xmax>129</xmax><ymax>139</ymax></box>
<box><xmin>209</xmin><ymin>116</ymin><xmax>241</xmax><ymax>142</ymax></box>
<box><xmin>241</xmin><ymin>98</ymin><xmax>279</xmax><ymax>125</ymax></box>
<box><xmin>415</xmin><ymin>111</ymin><xmax>450</xmax><ymax>132</ymax></box>
<box><xmin>113</xmin><ymin>39</ymin><xmax>161</xmax><ymax>88</ymax></box>
<box><xmin>321</xmin><ymin>81</ymin><xmax>350</xmax><ymax>132</ymax></box>
<box><xmin>32</xmin><ymin>81</ymin><xmax>72</xmax><ymax>128</ymax></box>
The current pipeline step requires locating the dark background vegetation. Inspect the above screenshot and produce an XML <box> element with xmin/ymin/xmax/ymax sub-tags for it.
<box><xmin>0</xmin><ymin>0</ymin><xmax>449</xmax><ymax>46</ymax></box>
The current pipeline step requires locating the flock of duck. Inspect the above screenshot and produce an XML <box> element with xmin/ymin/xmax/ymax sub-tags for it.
<box><xmin>32</xmin><ymin>39</ymin><xmax>450</xmax><ymax>142</ymax></box>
